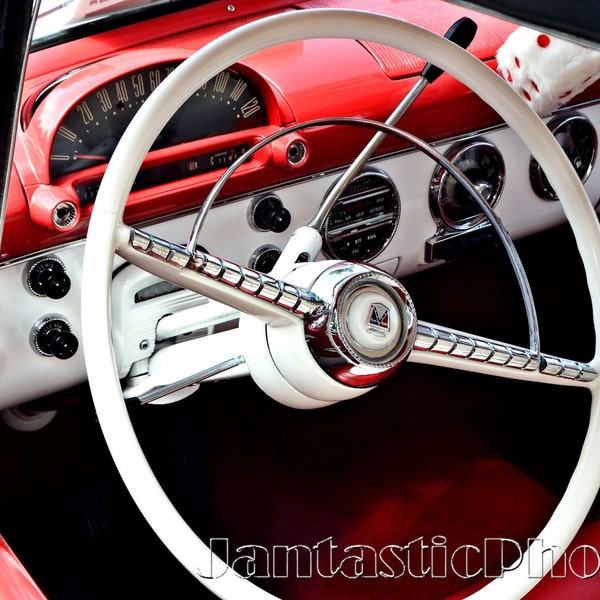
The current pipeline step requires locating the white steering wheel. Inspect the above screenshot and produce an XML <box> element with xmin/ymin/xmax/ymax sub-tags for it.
<box><xmin>82</xmin><ymin>9</ymin><xmax>600</xmax><ymax>599</ymax></box>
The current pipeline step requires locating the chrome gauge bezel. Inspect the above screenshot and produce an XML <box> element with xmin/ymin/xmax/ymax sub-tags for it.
<box><xmin>322</xmin><ymin>167</ymin><xmax>400</xmax><ymax>262</ymax></box>
<box><xmin>530</xmin><ymin>112</ymin><xmax>597</xmax><ymax>200</ymax></box>
<box><xmin>429</xmin><ymin>138</ymin><xmax>505</xmax><ymax>231</ymax></box>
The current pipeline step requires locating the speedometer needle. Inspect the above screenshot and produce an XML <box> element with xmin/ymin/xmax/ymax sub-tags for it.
<box><xmin>74</xmin><ymin>155</ymin><xmax>108</xmax><ymax>161</ymax></box>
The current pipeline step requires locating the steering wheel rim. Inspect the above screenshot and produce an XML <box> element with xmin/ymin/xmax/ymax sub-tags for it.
<box><xmin>81</xmin><ymin>9</ymin><xmax>600</xmax><ymax>599</ymax></box>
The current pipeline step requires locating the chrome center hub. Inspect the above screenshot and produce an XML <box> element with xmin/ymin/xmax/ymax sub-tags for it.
<box><xmin>306</xmin><ymin>263</ymin><xmax>417</xmax><ymax>387</ymax></box>
<box><xmin>339</xmin><ymin>284</ymin><xmax>403</xmax><ymax>362</ymax></box>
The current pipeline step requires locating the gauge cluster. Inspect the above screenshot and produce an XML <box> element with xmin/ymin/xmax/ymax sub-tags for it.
<box><xmin>49</xmin><ymin>64</ymin><xmax>268</xmax><ymax>199</ymax></box>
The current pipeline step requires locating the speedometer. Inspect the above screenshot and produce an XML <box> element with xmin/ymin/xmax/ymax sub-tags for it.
<box><xmin>49</xmin><ymin>64</ymin><xmax>267</xmax><ymax>180</ymax></box>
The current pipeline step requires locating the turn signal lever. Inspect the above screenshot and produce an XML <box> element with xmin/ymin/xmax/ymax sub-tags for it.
<box><xmin>421</xmin><ymin>17</ymin><xmax>478</xmax><ymax>83</ymax></box>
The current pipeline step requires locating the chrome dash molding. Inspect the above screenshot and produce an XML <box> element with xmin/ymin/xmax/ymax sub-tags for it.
<box><xmin>414</xmin><ymin>322</ymin><xmax>597</xmax><ymax>382</ymax></box>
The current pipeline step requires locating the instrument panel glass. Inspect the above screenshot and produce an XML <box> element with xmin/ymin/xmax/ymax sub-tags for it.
<box><xmin>49</xmin><ymin>64</ymin><xmax>268</xmax><ymax>180</ymax></box>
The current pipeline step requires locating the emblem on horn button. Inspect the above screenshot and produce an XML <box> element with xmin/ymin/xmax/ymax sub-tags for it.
<box><xmin>368</xmin><ymin>302</ymin><xmax>390</xmax><ymax>333</ymax></box>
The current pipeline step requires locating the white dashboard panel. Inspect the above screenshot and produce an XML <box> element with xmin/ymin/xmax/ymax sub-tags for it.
<box><xmin>1</xmin><ymin>102</ymin><xmax>598</xmax><ymax>409</ymax></box>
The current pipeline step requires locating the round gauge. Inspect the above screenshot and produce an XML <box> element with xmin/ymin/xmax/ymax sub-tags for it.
<box><xmin>49</xmin><ymin>64</ymin><xmax>267</xmax><ymax>180</ymax></box>
<box><xmin>323</xmin><ymin>169</ymin><xmax>400</xmax><ymax>262</ymax></box>
<box><xmin>429</xmin><ymin>139</ymin><xmax>505</xmax><ymax>231</ymax></box>
<box><xmin>530</xmin><ymin>113</ymin><xmax>597</xmax><ymax>200</ymax></box>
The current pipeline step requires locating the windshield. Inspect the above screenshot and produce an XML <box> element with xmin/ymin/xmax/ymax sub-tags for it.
<box><xmin>33</xmin><ymin>0</ymin><xmax>180</xmax><ymax>41</ymax></box>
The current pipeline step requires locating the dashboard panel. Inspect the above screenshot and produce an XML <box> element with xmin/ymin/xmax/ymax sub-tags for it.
<box><xmin>4</xmin><ymin>99</ymin><xmax>600</xmax><ymax>408</ymax></box>
<box><xmin>9</xmin><ymin>0</ymin><xmax>522</xmax><ymax>260</ymax></box>
<box><xmin>2</xmin><ymin>0</ymin><xmax>600</xmax><ymax>412</ymax></box>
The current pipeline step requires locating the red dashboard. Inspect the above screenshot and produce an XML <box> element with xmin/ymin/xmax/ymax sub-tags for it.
<box><xmin>5</xmin><ymin>0</ymin><xmax>520</xmax><ymax>261</ymax></box>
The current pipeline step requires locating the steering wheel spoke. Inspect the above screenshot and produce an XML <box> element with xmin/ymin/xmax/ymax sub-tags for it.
<box><xmin>411</xmin><ymin>320</ymin><xmax>597</xmax><ymax>384</ymax></box>
<box><xmin>116</xmin><ymin>223</ymin><xmax>324</xmax><ymax>327</ymax></box>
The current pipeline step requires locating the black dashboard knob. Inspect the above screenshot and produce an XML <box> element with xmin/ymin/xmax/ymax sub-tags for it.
<box><xmin>27</xmin><ymin>256</ymin><xmax>71</xmax><ymax>299</ymax></box>
<box><xmin>36</xmin><ymin>268</ymin><xmax>71</xmax><ymax>299</ymax></box>
<box><xmin>44</xmin><ymin>328</ymin><xmax>79</xmax><ymax>360</ymax></box>
<box><xmin>250</xmin><ymin>245</ymin><xmax>282</xmax><ymax>274</ymax></box>
<box><xmin>32</xmin><ymin>317</ymin><xmax>79</xmax><ymax>359</ymax></box>
<box><xmin>250</xmin><ymin>195</ymin><xmax>291</xmax><ymax>233</ymax></box>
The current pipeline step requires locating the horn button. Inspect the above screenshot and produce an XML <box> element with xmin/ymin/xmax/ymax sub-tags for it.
<box><xmin>340</xmin><ymin>285</ymin><xmax>403</xmax><ymax>361</ymax></box>
<box><xmin>306</xmin><ymin>264</ymin><xmax>417</xmax><ymax>387</ymax></box>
